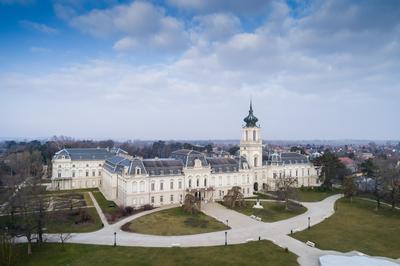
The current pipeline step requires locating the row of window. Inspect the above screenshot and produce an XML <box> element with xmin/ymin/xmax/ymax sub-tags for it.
<box><xmin>57</xmin><ymin>170</ymin><xmax>101</xmax><ymax>178</ymax></box>
<box><xmin>272</xmin><ymin>168</ymin><xmax>311</xmax><ymax>179</ymax></box>
<box><xmin>57</xmin><ymin>163</ymin><xmax>102</xmax><ymax>168</ymax></box>
<box><xmin>130</xmin><ymin>176</ymin><xmax>251</xmax><ymax>193</ymax></box>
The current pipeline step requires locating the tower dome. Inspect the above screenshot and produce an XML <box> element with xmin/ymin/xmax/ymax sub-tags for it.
<box><xmin>243</xmin><ymin>100</ymin><xmax>259</xmax><ymax>127</ymax></box>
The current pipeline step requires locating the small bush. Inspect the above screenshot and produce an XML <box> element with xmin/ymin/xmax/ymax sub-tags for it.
<box><xmin>142</xmin><ymin>204</ymin><xmax>153</xmax><ymax>211</ymax></box>
<box><xmin>75</xmin><ymin>209</ymin><xmax>92</xmax><ymax>224</ymax></box>
<box><xmin>124</xmin><ymin>206</ymin><xmax>134</xmax><ymax>215</ymax></box>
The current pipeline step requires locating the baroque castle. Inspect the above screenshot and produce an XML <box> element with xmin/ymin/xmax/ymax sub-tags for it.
<box><xmin>51</xmin><ymin>103</ymin><xmax>320</xmax><ymax>207</ymax></box>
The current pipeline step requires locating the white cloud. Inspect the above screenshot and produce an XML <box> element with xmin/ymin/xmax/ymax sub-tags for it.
<box><xmin>167</xmin><ymin>0</ymin><xmax>275</xmax><ymax>16</ymax></box>
<box><xmin>2</xmin><ymin>0</ymin><xmax>400</xmax><ymax>139</ymax></box>
<box><xmin>191</xmin><ymin>13</ymin><xmax>242</xmax><ymax>43</ymax></box>
<box><xmin>69</xmin><ymin>1</ymin><xmax>189</xmax><ymax>52</ymax></box>
<box><xmin>19</xmin><ymin>20</ymin><xmax>58</xmax><ymax>34</ymax></box>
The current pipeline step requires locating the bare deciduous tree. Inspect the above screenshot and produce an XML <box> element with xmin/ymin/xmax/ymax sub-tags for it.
<box><xmin>275</xmin><ymin>176</ymin><xmax>298</xmax><ymax>210</ymax></box>
<box><xmin>223</xmin><ymin>186</ymin><xmax>244</xmax><ymax>209</ymax></box>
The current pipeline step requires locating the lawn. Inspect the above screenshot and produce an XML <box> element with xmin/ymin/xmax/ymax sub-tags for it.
<box><xmin>295</xmin><ymin>188</ymin><xmax>340</xmax><ymax>202</ymax></box>
<box><xmin>44</xmin><ymin>207</ymin><xmax>102</xmax><ymax>233</ymax></box>
<box><xmin>293</xmin><ymin>197</ymin><xmax>400</xmax><ymax>259</ymax></box>
<box><xmin>246</xmin><ymin>192</ymin><xmax>276</xmax><ymax>200</ymax></box>
<box><xmin>0</xmin><ymin>207</ymin><xmax>102</xmax><ymax>233</ymax></box>
<box><xmin>15</xmin><ymin>241</ymin><xmax>298</xmax><ymax>266</ymax></box>
<box><xmin>92</xmin><ymin>191</ymin><xmax>119</xmax><ymax>215</ymax></box>
<box><xmin>122</xmin><ymin>207</ymin><xmax>229</xmax><ymax>236</ymax></box>
<box><xmin>228</xmin><ymin>201</ymin><xmax>307</xmax><ymax>222</ymax></box>
<box><xmin>0</xmin><ymin>187</ymin><xmax>13</xmax><ymax>205</ymax></box>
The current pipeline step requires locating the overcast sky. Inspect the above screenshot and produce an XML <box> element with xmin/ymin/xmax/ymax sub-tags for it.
<box><xmin>0</xmin><ymin>0</ymin><xmax>399</xmax><ymax>140</ymax></box>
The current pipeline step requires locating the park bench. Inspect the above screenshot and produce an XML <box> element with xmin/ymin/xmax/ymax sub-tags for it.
<box><xmin>306</xmin><ymin>241</ymin><xmax>315</xmax><ymax>247</ymax></box>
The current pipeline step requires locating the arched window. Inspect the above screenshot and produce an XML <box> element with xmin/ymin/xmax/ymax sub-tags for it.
<box><xmin>132</xmin><ymin>182</ymin><xmax>137</xmax><ymax>193</ymax></box>
<box><xmin>196</xmin><ymin>178</ymin><xmax>200</xmax><ymax>187</ymax></box>
<box><xmin>170</xmin><ymin>180</ymin><xmax>174</xmax><ymax>190</ymax></box>
<box><xmin>245</xmin><ymin>130</ymin><xmax>248</xmax><ymax>141</ymax></box>
<box><xmin>139</xmin><ymin>181</ymin><xmax>145</xmax><ymax>192</ymax></box>
<box><xmin>136</xmin><ymin>167</ymin><xmax>141</xmax><ymax>175</ymax></box>
<box><xmin>204</xmin><ymin>178</ymin><xmax>207</xmax><ymax>187</ymax></box>
<box><xmin>253</xmin><ymin>130</ymin><xmax>256</xmax><ymax>141</ymax></box>
<box><xmin>188</xmin><ymin>179</ymin><xmax>192</xmax><ymax>188</ymax></box>
<box><xmin>254</xmin><ymin>157</ymin><xmax>258</xmax><ymax>167</ymax></box>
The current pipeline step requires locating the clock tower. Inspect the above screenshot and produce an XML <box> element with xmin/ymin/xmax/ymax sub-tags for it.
<box><xmin>240</xmin><ymin>101</ymin><xmax>262</xmax><ymax>168</ymax></box>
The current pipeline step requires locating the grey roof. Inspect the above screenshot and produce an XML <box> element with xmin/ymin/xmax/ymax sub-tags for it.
<box><xmin>266</xmin><ymin>152</ymin><xmax>309</xmax><ymax>165</ymax></box>
<box><xmin>104</xmin><ymin>156</ymin><xmax>147</xmax><ymax>175</ymax></box>
<box><xmin>53</xmin><ymin>148</ymin><xmax>115</xmax><ymax>161</ymax></box>
<box><xmin>207</xmin><ymin>157</ymin><xmax>239</xmax><ymax>173</ymax></box>
<box><xmin>104</xmin><ymin>156</ymin><xmax>183</xmax><ymax>177</ymax></box>
<box><xmin>171</xmin><ymin>149</ymin><xmax>208</xmax><ymax>168</ymax></box>
<box><xmin>143</xmin><ymin>159</ymin><xmax>183</xmax><ymax>176</ymax></box>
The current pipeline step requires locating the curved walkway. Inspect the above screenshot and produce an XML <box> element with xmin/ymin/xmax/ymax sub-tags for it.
<box><xmin>15</xmin><ymin>194</ymin><xmax>399</xmax><ymax>266</ymax></box>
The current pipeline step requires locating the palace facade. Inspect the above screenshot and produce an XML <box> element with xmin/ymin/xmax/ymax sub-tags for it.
<box><xmin>51</xmin><ymin>103</ymin><xmax>320</xmax><ymax>207</ymax></box>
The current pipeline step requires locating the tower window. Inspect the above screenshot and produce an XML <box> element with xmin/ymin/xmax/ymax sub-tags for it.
<box><xmin>253</xmin><ymin>130</ymin><xmax>256</xmax><ymax>141</ymax></box>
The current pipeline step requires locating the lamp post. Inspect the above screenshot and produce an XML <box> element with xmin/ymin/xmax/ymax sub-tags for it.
<box><xmin>225</xmin><ymin>231</ymin><xmax>227</xmax><ymax>246</ymax></box>
<box><xmin>114</xmin><ymin>232</ymin><xmax>116</xmax><ymax>247</ymax></box>
<box><xmin>308</xmin><ymin>217</ymin><xmax>310</xmax><ymax>229</ymax></box>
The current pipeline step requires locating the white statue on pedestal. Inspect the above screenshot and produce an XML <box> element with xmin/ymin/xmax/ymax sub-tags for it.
<box><xmin>253</xmin><ymin>199</ymin><xmax>264</xmax><ymax>209</ymax></box>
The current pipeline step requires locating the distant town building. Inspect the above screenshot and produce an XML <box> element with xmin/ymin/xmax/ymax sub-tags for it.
<box><xmin>339</xmin><ymin>157</ymin><xmax>357</xmax><ymax>173</ymax></box>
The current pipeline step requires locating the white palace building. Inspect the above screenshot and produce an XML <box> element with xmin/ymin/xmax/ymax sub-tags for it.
<box><xmin>51</xmin><ymin>103</ymin><xmax>320</xmax><ymax>207</ymax></box>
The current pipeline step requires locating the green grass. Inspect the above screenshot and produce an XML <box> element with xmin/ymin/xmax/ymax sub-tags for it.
<box><xmin>44</xmin><ymin>188</ymin><xmax>99</xmax><ymax>194</ymax></box>
<box><xmin>0</xmin><ymin>187</ymin><xmax>13</xmax><ymax>205</ymax></box>
<box><xmin>228</xmin><ymin>201</ymin><xmax>307</xmax><ymax>222</ymax></box>
<box><xmin>246</xmin><ymin>193</ymin><xmax>276</xmax><ymax>200</ymax></box>
<box><xmin>293</xmin><ymin>197</ymin><xmax>400</xmax><ymax>259</ymax></box>
<box><xmin>44</xmin><ymin>207</ymin><xmax>102</xmax><ymax>233</ymax></box>
<box><xmin>83</xmin><ymin>192</ymin><xmax>93</xmax><ymax>206</ymax></box>
<box><xmin>123</xmin><ymin>207</ymin><xmax>229</xmax><ymax>236</ymax></box>
<box><xmin>295</xmin><ymin>188</ymin><xmax>340</xmax><ymax>202</ymax></box>
<box><xmin>0</xmin><ymin>207</ymin><xmax>102</xmax><ymax>233</ymax></box>
<box><xmin>15</xmin><ymin>241</ymin><xmax>298</xmax><ymax>266</ymax></box>
<box><xmin>92</xmin><ymin>191</ymin><xmax>119</xmax><ymax>215</ymax></box>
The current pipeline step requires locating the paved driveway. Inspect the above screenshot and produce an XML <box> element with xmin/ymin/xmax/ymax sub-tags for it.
<box><xmin>16</xmin><ymin>194</ymin><xmax>400</xmax><ymax>266</ymax></box>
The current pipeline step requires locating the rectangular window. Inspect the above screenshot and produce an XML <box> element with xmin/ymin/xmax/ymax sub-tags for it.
<box><xmin>151</xmin><ymin>196</ymin><xmax>154</xmax><ymax>204</ymax></box>
<box><xmin>58</xmin><ymin>172</ymin><xmax>61</xmax><ymax>178</ymax></box>
<box><xmin>92</xmin><ymin>171</ymin><xmax>95</xmax><ymax>177</ymax></box>
<box><xmin>160</xmin><ymin>196</ymin><xmax>163</xmax><ymax>203</ymax></box>
<box><xmin>170</xmin><ymin>195</ymin><xmax>174</xmax><ymax>202</ymax></box>
<box><xmin>160</xmin><ymin>182</ymin><xmax>164</xmax><ymax>191</ymax></box>
<box><xmin>151</xmin><ymin>183</ymin><xmax>155</xmax><ymax>191</ymax></box>
<box><xmin>170</xmin><ymin>181</ymin><xmax>174</xmax><ymax>190</ymax></box>
<box><xmin>72</xmin><ymin>171</ymin><xmax>75</xmax><ymax>177</ymax></box>
<box><xmin>86</xmin><ymin>171</ymin><xmax>89</xmax><ymax>177</ymax></box>
<box><xmin>99</xmin><ymin>170</ymin><xmax>102</xmax><ymax>176</ymax></box>
<box><xmin>178</xmin><ymin>181</ymin><xmax>182</xmax><ymax>189</ymax></box>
